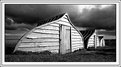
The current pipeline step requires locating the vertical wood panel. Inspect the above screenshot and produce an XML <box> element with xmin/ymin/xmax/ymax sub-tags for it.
<box><xmin>59</xmin><ymin>24</ymin><xmax>62</xmax><ymax>54</ymax></box>
<box><xmin>60</xmin><ymin>25</ymin><xmax>71</xmax><ymax>54</ymax></box>
<box><xmin>70</xmin><ymin>27</ymin><xmax>72</xmax><ymax>52</ymax></box>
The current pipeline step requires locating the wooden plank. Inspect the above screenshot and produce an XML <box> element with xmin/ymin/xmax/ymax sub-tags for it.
<box><xmin>72</xmin><ymin>46</ymin><xmax>80</xmax><ymax>49</ymax></box>
<box><xmin>72</xmin><ymin>44</ymin><xmax>83</xmax><ymax>47</ymax></box>
<box><xmin>65</xmin><ymin>27</ymin><xmax>71</xmax><ymax>53</ymax></box>
<box><xmin>55</xmin><ymin>21</ymin><xmax>71</xmax><ymax>27</ymax></box>
<box><xmin>71</xmin><ymin>34</ymin><xmax>81</xmax><ymax>37</ymax></box>
<box><xmin>62</xmin><ymin>14</ymin><xmax>68</xmax><ymax>19</ymax></box>
<box><xmin>71</xmin><ymin>33</ymin><xmax>80</xmax><ymax>36</ymax></box>
<box><xmin>72</xmin><ymin>43</ymin><xmax>83</xmax><ymax>45</ymax></box>
<box><xmin>72</xmin><ymin>33</ymin><xmax>80</xmax><ymax>36</ymax></box>
<box><xmin>51</xmin><ymin>50</ymin><xmax>59</xmax><ymax>53</ymax></box>
<box><xmin>22</xmin><ymin>38</ymin><xmax>59</xmax><ymax>42</ymax></box>
<box><xmin>72</xmin><ymin>47</ymin><xmax>80</xmax><ymax>50</ymax></box>
<box><xmin>71</xmin><ymin>28</ymin><xmax>77</xmax><ymax>31</ymax></box>
<box><xmin>88</xmin><ymin>45</ymin><xmax>94</xmax><ymax>47</ymax></box>
<box><xmin>35</xmin><ymin>28</ymin><xmax>59</xmax><ymax>31</ymax></box>
<box><xmin>59</xmin><ymin>24</ymin><xmax>62</xmax><ymax>54</ymax></box>
<box><xmin>19</xmin><ymin>42</ymin><xmax>59</xmax><ymax>47</ymax></box>
<box><xmin>71</xmin><ymin>27</ymin><xmax>75</xmax><ymax>30</ymax></box>
<box><xmin>33</xmin><ymin>29</ymin><xmax>59</xmax><ymax>34</ymax></box>
<box><xmin>88</xmin><ymin>44</ymin><xmax>94</xmax><ymax>46</ymax></box>
<box><xmin>26</xmin><ymin>33</ymin><xmax>59</xmax><ymax>38</ymax></box>
<box><xmin>72</xmin><ymin>39</ymin><xmax>82</xmax><ymax>41</ymax></box>
<box><xmin>72</xmin><ymin>46</ymin><xmax>83</xmax><ymax>49</ymax></box>
<box><xmin>17</xmin><ymin>47</ymin><xmax>59</xmax><ymax>52</ymax></box>
<box><xmin>72</xmin><ymin>41</ymin><xmax>83</xmax><ymax>43</ymax></box>
<box><xmin>70</xmin><ymin>27</ymin><xmax>72</xmax><ymax>52</ymax></box>
<box><xmin>88</xmin><ymin>40</ymin><xmax>94</xmax><ymax>42</ymax></box>
<box><xmin>71</xmin><ymin>38</ymin><xmax>83</xmax><ymax>40</ymax></box>
<box><xmin>90</xmin><ymin>36</ymin><xmax>95</xmax><ymax>38</ymax></box>
<box><xmin>19</xmin><ymin>45</ymin><xmax>59</xmax><ymax>48</ymax></box>
<box><xmin>71</xmin><ymin>38</ymin><xmax>82</xmax><ymax>41</ymax></box>
<box><xmin>71</xmin><ymin>30</ymin><xmax>80</xmax><ymax>34</ymax></box>
<box><xmin>33</xmin><ymin>32</ymin><xmax>59</xmax><ymax>35</ymax></box>
<box><xmin>89</xmin><ymin>40</ymin><xmax>94</xmax><ymax>42</ymax></box>
<box><xmin>19</xmin><ymin>44</ymin><xmax>59</xmax><ymax>48</ymax></box>
<box><xmin>36</xmin><ymin>25</ymin><xmax>59</xmax><ymax>30</ymax></box>
<box><xmin>88</xmin><ymin>42</ymin><xmax>95</xmax><ymax>44</ymax></box>
<box><xmin>21</xmin><ymin>41</ymin><xmax>59</xmax><ymax>43</ymax></box>
<box><xmin>72</xmin><ymin>38</ymin><xmax>82</xmax><ymax>40</ymax></box>
<box><xmin>49</xmin><ymin>23</ymin><xmax>59</xmax><ymax>26</ymax></box>
<box><xmin>71</xmin><ymin>36</ymin><xmax>82</xmax><ymax>39</ymax></box>
<box><xmin>72</xmin><ymin>46</ymin><xmax>83</xmax><ymax>51</ymax></box>
<box><xmin>25</xmin><ymin>37</ymin><xmax>59</xmax><ymax>39</ymax></box>
<box><xmin>58</xmin><ymin>17</ymin><xmax>69</xmax><ymax>23</ymax></box>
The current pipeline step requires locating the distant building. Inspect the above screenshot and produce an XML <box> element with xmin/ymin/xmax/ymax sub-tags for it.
<box><xmin>80</xmin><ymin>29</ymin><xmax>105</xmax><ymax>49</ymax></box>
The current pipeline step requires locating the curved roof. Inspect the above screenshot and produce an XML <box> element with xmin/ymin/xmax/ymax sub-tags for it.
<box><xmin>37</xmin><ymin>13</ymin><xmax>65</xmax><ymax>26</ymax></box>
<box><xmin>80</xmin><ymin>29</ymin><xmax>95</xmax><ymax>40</ymax></box>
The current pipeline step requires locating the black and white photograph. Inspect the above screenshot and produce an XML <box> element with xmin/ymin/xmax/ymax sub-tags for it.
<box><xmin>4</xmin><ymin>4</ymin><xmax>117</xmax><ymax>62</ymax></box>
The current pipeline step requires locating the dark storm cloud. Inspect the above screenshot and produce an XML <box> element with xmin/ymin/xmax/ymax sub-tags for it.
<box><xmin>5</xmin><ymin>4</ymin><xmax>76</xmax><ymax>24</ymax></box>
<box><xmin>74</xmin><ymin>5</ymin><xmax>116</xmax><ymax>30</ymax></box>
<box><xmin>5</xmin><ymin>4</ymin><xmax>116</xmax><ymax>30</ymax></box>
<box><xmin>5</xmin><ymin>16</ymin><xmax>36</xmax><ymax>30</ymax></box>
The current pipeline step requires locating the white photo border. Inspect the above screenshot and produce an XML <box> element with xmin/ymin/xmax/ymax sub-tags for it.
<box><xmin>2</xmin><ymin>2</ymin><xmax>120</xmax><ymax>66</ymax></box>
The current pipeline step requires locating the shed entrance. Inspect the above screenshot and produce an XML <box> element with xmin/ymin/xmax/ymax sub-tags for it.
<box><xmin>98</xmin><ymin>36</ymin><xmax>104</xmax><ymax>46</ymax></box>
<box><xmin>60</xmin><ymin>25</ymin><xmax>71</xmax><ymax>54</ymax></box>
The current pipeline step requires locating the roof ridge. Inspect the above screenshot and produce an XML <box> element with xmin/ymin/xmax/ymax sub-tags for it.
<box><xmin>37</xmin><ymin>13</ymin><xmax>67</xmax><ymax>26</ymax></box>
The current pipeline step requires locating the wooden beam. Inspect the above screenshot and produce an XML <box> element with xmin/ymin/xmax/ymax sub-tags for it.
<box><xmin>59</xmin><ymin>24</ymin><xmax>62</xmax><ymax>54</ymax></box>
<box><xmin>70</xmin><ymin>27</ymin><xmax>72</xmax><ymax>52</ymax></box>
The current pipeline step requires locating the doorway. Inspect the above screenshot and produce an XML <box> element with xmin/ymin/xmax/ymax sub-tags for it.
<box><xmin>59</xmin><ymin>25</ymin><xmax>71</xmax><ymax>54</ymax></box>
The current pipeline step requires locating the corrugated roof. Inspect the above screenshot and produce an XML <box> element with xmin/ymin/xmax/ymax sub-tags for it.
<box><xmin>37</xmin><ymin>13</ymin><xmax>66</xmax><ymax>26</ymax></box>
<box><xmin>80</xmin><ymin>29</ymin><xmax>95</xmax><ymax>40</ymax></box>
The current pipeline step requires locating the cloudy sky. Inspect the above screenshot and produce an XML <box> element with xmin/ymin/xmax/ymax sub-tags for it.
<box><xmin>5</xmin><ymin>4</ymin><xmax>116</xmax><ymax>39</ymax></box>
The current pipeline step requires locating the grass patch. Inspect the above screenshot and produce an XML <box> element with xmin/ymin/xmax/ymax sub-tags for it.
<box><xmin>5</xmin><ymin>49</ymin><xmax>116</xmax><ymax>62</ymax></box>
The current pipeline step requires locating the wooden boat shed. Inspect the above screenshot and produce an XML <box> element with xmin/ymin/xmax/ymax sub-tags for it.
<box><xmin>13</xmin><ymin>13</ymin><xmax>84</xmax><ymax>54</ymax></box>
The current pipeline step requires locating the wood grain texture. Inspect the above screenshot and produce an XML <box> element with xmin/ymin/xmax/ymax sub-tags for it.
<box><xmin>22</xmin><ymin>38</ymin><xmax>59</xmax><ymax>42</ymax></box>
<box><xmin>17</xmin><ymin>47</ymin><xmax>59</xmax><ymax>52</ymax></box>
<box><xmin>26</xmin><ymin>33</ymin><xmax>59</xmax><ymax>38</ymax></box>
<box><xmin>15</xmin><ymin>13</ymin><xmax>84</xmax><ymax>53</ymax></box>
<box><xmin>36</xmin><ymin>25</ymin><xmax>59</xmax><ymax>30</ymax></box>
<box><xmin>19</xmin><ymin>42</ymin><xmax>59</xmax><ymax>47</ymax></box>
<box><xmin>56</xmin><ymin>21</ymin><xmax>71</xmax><ymax>26</ymax></box>
<box><xmin>33</xmin><ymin>29</ymin><xmax>59</xmax><ymax>34</ymax></box>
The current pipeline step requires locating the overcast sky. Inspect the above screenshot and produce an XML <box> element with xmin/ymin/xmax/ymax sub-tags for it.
<box><xmin>5</xmin><ymin>4</ymin><xmax>116</xmax><ymax>38</ymax></box>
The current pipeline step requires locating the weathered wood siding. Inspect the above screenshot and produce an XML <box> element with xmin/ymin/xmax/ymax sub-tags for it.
<box><xmin>17</xmin><ymin>22</ymin><xmax>60</xmax><ymax>53</ymax></box>
<box><xmin>54</xmin><ymin>15</ymin><xmax>84</xmax><ymax>52</ymax></box>
<box><xmin>87</xmin><ymin>34</ymin><xmax>95</xmax><ymax>48</ymax></box>
<box><xmin>15</xmin><ymin>13</ymin><xmax>84</xmax><ymax>53</ymax></box>
<box><xmin>96</xmin><ymin>36</ymin><xmax>105</xmax><ymax>47</ymax></box>
<box><xmin>87</xmin><ymin>33</ymin><xmax>105</xmax><ymax>48</ymax></box>
<box><xmin>71</xmin><ymin>27</ymin><xmax>83</xmax><ymax>52</ymax></box>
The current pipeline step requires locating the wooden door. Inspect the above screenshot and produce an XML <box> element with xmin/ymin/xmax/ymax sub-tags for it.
<box><xmin>60</xmin><ymin>25</ymin><xmax>71</xmax><ymax>54</ymax></box>
<box><xmin>98</xmin><ymin>36</ymin><xmax>103</xmax><ymax>46</ymax></box>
